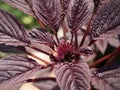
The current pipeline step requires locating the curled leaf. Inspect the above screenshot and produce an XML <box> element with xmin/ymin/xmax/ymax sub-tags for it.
<box><xmin>67</xmin><ymin>0</ymin><xmax>94</xmax><ymax>32</ymax></box>
<box><xmin>90</xmin><ymin>0</ymin><xmax>120</xmax><ymax>40</ymax></box>
<box><xmin>54</xmin><ymin>60</ymin><xmax>90</xmax><ymax>90</ymax></box>
<box><xmin>0</xmin><ymin>55</ymin><xmax>42</xmax><ymax>90</ymax></box>
<box><xmin>0</xmin><ymin>9</ymin><xmax>30</xmax><ymax>47</ymax></box>
<box><xmin>32</xmin><ymin>0</ymin><xmax>62</xmax><ymax>33</ymax></box>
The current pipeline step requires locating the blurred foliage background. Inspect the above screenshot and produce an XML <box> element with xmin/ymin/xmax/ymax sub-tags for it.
<box><xmin>0</xmin><ymin>1</ymin><xmax>40</xmax><ymax>30</ymax></box>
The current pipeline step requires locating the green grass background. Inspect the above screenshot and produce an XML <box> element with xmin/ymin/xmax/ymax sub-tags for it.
<box><xmin>0</xmin><ymin>1</ymin><xmax>40</xmax><ymax>30</ymax></box>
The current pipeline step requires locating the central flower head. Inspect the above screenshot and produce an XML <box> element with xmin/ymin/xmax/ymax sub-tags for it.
<box><xmin>56</xmin><ymin>42</ymin><xmax>75</xmax><ymax>62</ymax></box>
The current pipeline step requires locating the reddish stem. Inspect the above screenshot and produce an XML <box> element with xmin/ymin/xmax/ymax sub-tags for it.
<box><xmin>55</xmin><ymin>34</ymin><xmax>60</xmax><ymax>44</ymax></box>
<box><xmin>88</xmin><ymin>40</ymin><xmax>97</xmax><ymax>46</ymax></box>
<box><xmin>74</xmin><ymin>31</ymin><xmax>78</xmax><ymax>50</ymax></box>
<box><xmin>62</xmin><ymin>21</ymin><xmax>68</xmax><ymax>42</ymax></box>
<box><xmin>79</xmin><ymin>14</ymin><xmax>95</xmax><ymax>47</ymax></box>
<box><xmin>54</xmin><ymin>40</ymin><xmax>58</xmax><ymax>47</ymax></box>
<box><xmin>79</xmin><ymin>30</ymin><xmax>88</xmax><ymax>47</ymax></box>
<box><xmin>70</xmin><ymin>33</ymin><xmax>74</xmax><ymax>44</ymax></box>
<box><xmin>79</xmin><ymin>22</ymin><xmax>92</xmax><ymax>47</ymax></box>
<box><xmin>32</xmin><ymin>9</ymin><xmax>46</xmax><ymax>29</ymax></box>
<box><xmin>104</xmin><ymin>55</ymin><xmax>116</xmax><ymax>66</ymax></box>
<box><xmin>27</xmin><ymin>77</ymin><xmax>56</xmax><ymax>82</ymax></box>
<box><xmin>90</xmin><ymin>46</ymin><xmax>120</xmax><ymax>68</ymax></box>
<box><xmin>37</xmin><ymin>20</ymin><xmax>46</xmax><ymax>29</ymax></box>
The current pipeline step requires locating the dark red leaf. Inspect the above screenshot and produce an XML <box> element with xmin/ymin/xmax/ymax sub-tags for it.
<box><xmin>60</xmin><ymin>0</ymin><xmax>71</xmax><ymax>13</ymax></box>
<box><xmin>2</xmin><ymin>0</ymin><xmax>34</xmax><ymax>16</ymax></box>
<box><xmin>29</xmin><ymin>28</ymin><xmax>54</xmax><ymax>48</ymax></box>
<box><xmin>67</xmin><ymin>0</ymin><xmax>94</xmax><ymax>32</ymax></box>
<box><xmin>54</xmin><ymin>60</ymin><xmax>90</xmax><ymax>90</ymax></box>
<box><xmin>0</xmin><ymin>9</ymin><xmax>30</xmax><ymax>47</ymax></box>
<box><xmin>0</xmin><ymin>55</ymin><xmax>42</xmax><ymax>90</ymax></box>
<box><xmin>90</xmin><ymin>0</ymin><xmax>120</xmax><ymax>40</ymax></box>
<box><xmin>32</xmin><ymin>0</ymin><xmax>62</xmax><ymax>33</ymax></box>
<box><xmin>91</xmin><ymin>63</ymin><xmax>120</xmax><ymax>90</ymax></box>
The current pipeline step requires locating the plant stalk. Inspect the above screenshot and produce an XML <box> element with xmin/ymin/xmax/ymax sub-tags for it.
<box><xmin>75</xmin><ymin>31</ymin><xmax>78</xmax><ymax>50</ymax></box>
<box><xmin>27</xmin><ymin>77</ymin><xmax>56</xmax><ymax>82</ymax></box>
<box><xmin>62</xmin><ymin>21</ymin><xmax>68</xmax><ymax>42</ymax></box>
<box><xmin>90</xmin><ymin>46</ymin><xmax>120</xmax><ymax>68</ymax></box>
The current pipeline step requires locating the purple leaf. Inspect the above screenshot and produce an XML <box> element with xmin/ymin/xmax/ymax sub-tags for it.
<box><xmin>67</xmin><ymin>0</ymin><xmax>94</xmax><ymax>32</ymax></box>
<box><xmin>2</xmin><ymin>0</ymin><xmax>34</xmax><ymax>16</ymax></box>
<box><xmin>29</xmin><ymin>28</ymin><xmax>54</xmax><ymax>48</ymax></box>
<box><xmin>32</xmin><ymin>0</ymin><xmax>62</xmax><ymax>33</ymax></box>
<box><xmin>0</xmin><ymin>44</ymin><xmax>22</xmax><ymax>53</ymax></box>
<box><xmin>60</xmin><ymin>0</ymin><xmax>71</xmax><ymax>13</ymax></box>
<box><xmin>0</xmin><ymin>10</ymin><xmax>30</xmax><ymax>47</ymax></box>
<box><xmin>90</xmin><ymin>0</ymin><xmax>120</xmax><ymax>40</ymax></box>
<box><xmin>54</xmin><ymin>60</ymin><xmax>90</xmax><ymax>90</ymax></box>
<box><xmin>0</xmin><ymin>55</ymin><xmax>42</xmax><ymax>90</ymax></box>
<box><xmin>91</xmin><ymin>63</ymin><xmax>120</xmax><ymax>90</ymax></box>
